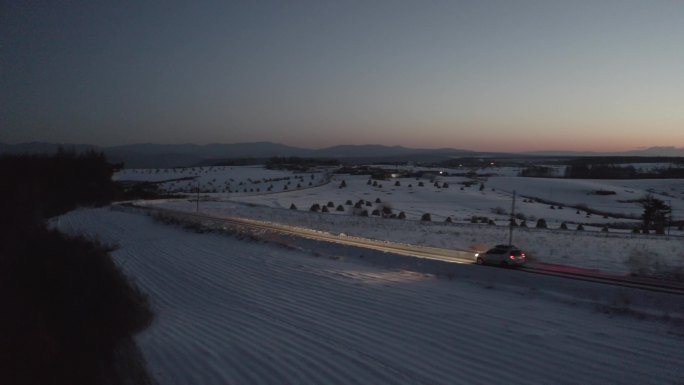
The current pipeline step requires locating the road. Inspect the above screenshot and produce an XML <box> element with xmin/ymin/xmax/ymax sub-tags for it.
<box><xmin>123</xmin><ymin>202</ymin><xmax>684</xmax><ymax>295</ymax></box>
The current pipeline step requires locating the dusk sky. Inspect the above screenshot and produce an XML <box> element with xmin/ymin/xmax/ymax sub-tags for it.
<box><xmin>2</xmin><ymin>1</ymin><xmax>683</xmax><ymax>152</ymax></box>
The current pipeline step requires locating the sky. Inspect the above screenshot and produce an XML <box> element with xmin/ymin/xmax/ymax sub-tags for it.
<box><xmin>2</xmin><ymin>0</ymin><xmax>683</xmax><ymax>152</ymax></box>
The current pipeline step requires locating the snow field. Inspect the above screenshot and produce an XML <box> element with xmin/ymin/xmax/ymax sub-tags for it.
<box><xmin>56</xmin><ymin>208</ymin><xmax>684</xmax><ymax>385</ymax></box>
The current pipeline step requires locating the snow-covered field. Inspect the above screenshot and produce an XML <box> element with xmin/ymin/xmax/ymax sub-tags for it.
<box><xmin>56</xmin><ymin>165</ymin><xmax>684</xmax><ymax>384</ymax></box>
<box><xmin>115</xmin><ymin>165</ymin><xmax>684</xmax><ymax>231</ymax></box>
<box><xmin>117</xmin><ymin>165</ymin><xmax>684</xmax><ymax>276</ymax></box>
<box><xmin>55</xmin><ymin>207</ymin><xmax>684</xmax><ymax>385</ymax></box>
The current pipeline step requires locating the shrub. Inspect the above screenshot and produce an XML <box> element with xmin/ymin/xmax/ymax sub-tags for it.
<box><xmin>345</xmin><ymin>200</ymin><xmax>353</xmax><ymax>205</ymax></box>
<box><xmin>576</xmin><ymin>224</ymin><xmax>585</xmax><ymax>231</ymax></box>
<box><xmin>327</xmin><ymin>201</ymin><xmax>334</xmax><ymax>207</ymax></box>
<box><xmin>310</xmin><ymin>203</ymin><xmax>321</xmax><ymax>212</ymax></box>
<box><xmin>375</xmin><ymin>197</ymin><xmax>382</xmax><ymax>203</ymax></box>
<box><xmin>536</xmin><ymin>218</ymin><xmax>547</xmax><ymax>229</ymax></box>
<box><xmin>290</xmin><ymin>203</ymin><xmax>297</xmax><ymax>210</ymax></box>
<box><xmin>560</xmin><ymin>222</ymin><xmax>568</xmax><ymax>230</ymax></box>
<box><xmin>394</xmin><ymin>181</ymin><xmax>401</xmax><ymax>186</ymax></box>
<box><xmin>336</xmin><ymin>205</ymin><xmax>345</xmax><ymax>212</ymax></box>
<box><xmin>398</xmin><ymin>212</ymin><xmax>406</xmax><ymax>219</ymax></box>
<box><xmin>321</xmin><ymin>206</ymin><xmax>329</xmax><ymax>212</ymax></box>
<box><xmin>0</xmin><ymin>229</ymin><xmax>154</xmax><ymax>385</ymax></box>
<box><xmin>371</xmin><ymin>209</ymin><xmax>380</xmax><ymax>216</ymax></box>
<box><xmin>421</xmin><ymin>213</ymin><xmax>432</xmax><ymax>221</ymax></box>
<box><xmin>445</xmin><ymin>216</ymin><xmax>452</xmax><ymax>223</ymax></box>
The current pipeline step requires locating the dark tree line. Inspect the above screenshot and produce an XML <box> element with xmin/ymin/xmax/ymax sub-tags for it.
<box><xmin>266</xmin><ymin>156</ymin><xmax>340</xmax><ymax>170</ymax></box>
<box><xmin>564</xmin><ymin>164</ymin><xmax>638</xmax><ymax>179</ymax></box>
<box><xmin>0</xmin><ymin>152</ymin><xmax>155</xmax><ymax>384</ymax></box>
<box><xmin>0</xmin><ymin>150</ymin><xmax>119</xmax><ymax>228</ymax></box>
<box><xmin>564</xmin><ymin>162</ymin><xmax>684</xmax><ymax>179</ymax></box>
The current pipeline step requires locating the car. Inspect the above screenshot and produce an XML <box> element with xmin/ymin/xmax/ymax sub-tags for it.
<box><xmin>475</xmin><ymin>244</ymin><xmax>526</xmax><ymax>266</ymax></box>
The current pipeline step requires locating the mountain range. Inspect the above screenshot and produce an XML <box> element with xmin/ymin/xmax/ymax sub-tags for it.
<box><xmin>1</xmin><ymin>142</ymin><xmax>683</xmax><ymax>168</ymax></box>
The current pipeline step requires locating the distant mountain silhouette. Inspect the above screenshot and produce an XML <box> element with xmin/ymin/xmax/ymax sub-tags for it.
<box><xmin>2</xmin><ymin>142</ymin><xmax>682</xmax><ymax>168</ymax></box>
<box><xmin>523</xmin><ymin>147</ymin><xmax>684</xmax><ymax>157</ymax></box>
<box><xmin>0</xmin><ymin>142</ymin><xmax>98</xmax><ymax>155</ymax></box>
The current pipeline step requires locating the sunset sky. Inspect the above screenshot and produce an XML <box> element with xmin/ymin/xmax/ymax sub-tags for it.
<box><xmin>2</xmin><ymin>1</ymin><xmax>683</xmax><ymax>152</ymax></box>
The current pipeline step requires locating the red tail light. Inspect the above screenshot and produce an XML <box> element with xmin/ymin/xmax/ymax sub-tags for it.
<box><xmin>509</xmin><ymin>255</ymin><xmax>515</xmax><ymax>260</ymax></box>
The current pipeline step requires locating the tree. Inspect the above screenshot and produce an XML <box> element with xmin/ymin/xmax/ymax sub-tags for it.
<box><xmin>638</xmin><ymin>194</ymin><xmax>671</xmax><ymax>235</ymax></box>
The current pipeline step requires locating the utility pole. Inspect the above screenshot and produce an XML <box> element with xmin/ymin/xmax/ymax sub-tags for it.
<box><xmin>508</xmin><ymin>190</ymin><xmax>516</xmax><ymax>246</ymax></box>
<box><xmin>196</xmin><ymin>181</ymin><xmax>200</xmax><ymax>213</ymax></box>
<box><xmin>668</xmin><ymin>200</ymin><xmax>671</xmax><ymax>235</ymax></box>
